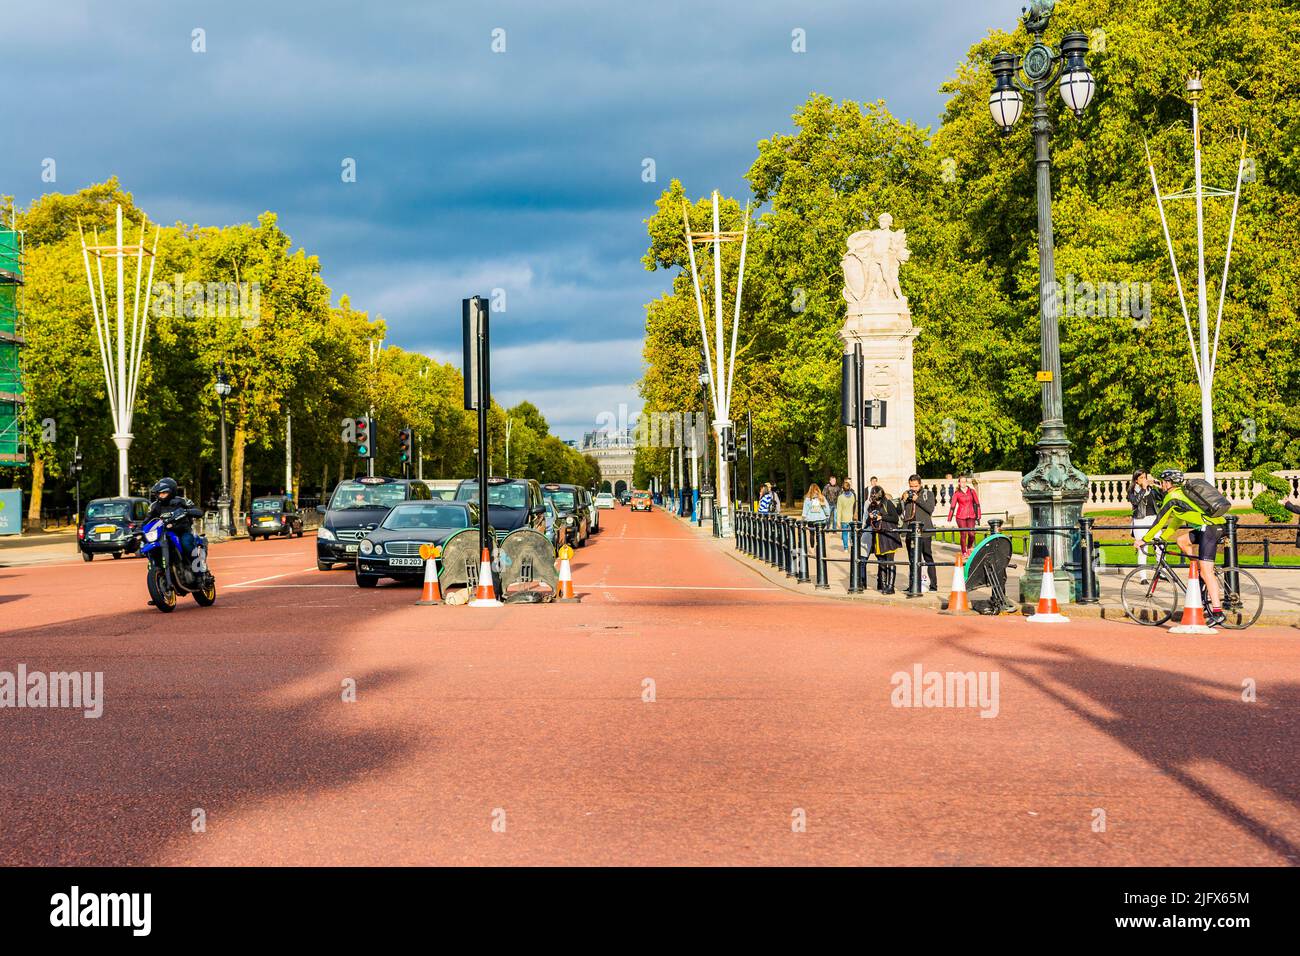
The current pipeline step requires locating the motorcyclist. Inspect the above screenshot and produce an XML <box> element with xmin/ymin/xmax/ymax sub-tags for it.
<box><xmin>147</xmin><ymin>477</ymin><xmax>207</xmax><ymax>582</ymax></box>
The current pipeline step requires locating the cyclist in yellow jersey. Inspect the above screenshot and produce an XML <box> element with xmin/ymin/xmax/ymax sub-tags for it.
<box><xmin>1142</xmin><ymin>469</ymin><xmax>1227</xmax><ymax>628</ymax></box>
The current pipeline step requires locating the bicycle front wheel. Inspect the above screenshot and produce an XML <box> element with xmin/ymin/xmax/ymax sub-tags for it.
<box><xmin>1121</xmin><ymin>566</ymin><xmax>1179</xmax><ymax>626</ymax></box>
<box><xmin>1217</xmin><ymin>567</ymin><xmax>1264</xmax><ymax>630</ymax></box>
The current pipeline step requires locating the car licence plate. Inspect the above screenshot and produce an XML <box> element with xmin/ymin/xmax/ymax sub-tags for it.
<box><xmin>94</xmin><ymin>525</ymin><xmax>115</xmax><ymax>534</ymax></box>
<box><xmin>258</xmin><ymin>516</ymin><xmax>273</xmax><ymax>524</ymax></box>
<box><xmin>345</xmin><ymin>544</ymin><xmax>359</xmax><ymax>553</ymax></box>
<box><xmin>389</xmin><ymin>556</ymin><xmax>422</xmax><ymax>567</ymax></box>
<box><xmin>98</xmin><ymin>533</ymin><xmax>111</xmax><ymax>541</ymax></box>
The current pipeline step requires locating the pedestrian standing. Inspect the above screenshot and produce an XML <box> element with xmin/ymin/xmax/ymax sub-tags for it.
<box><xmin>802</xmin><ymin>483</ymin><xmax>830</xmax><ymax>525</ymax></box>
<box><xmin>836</xmin><ymin>479</ymin><xmax>856</xmax><ymax>550</ymax></box>
<box><xmin>1284</xmin><ymin>492</ymin><xmax>1300</xmax><ymax>546</ymax></box>
<box><xmin>901</xmin><ymin>474</ymin><xmax>939</xmax><ymax>593</ymax></box>
<box><xmin>946</xmin><ymin>474</ymin><xmax>982</xmax><ymax>559</ymax></box>
<box><xmin>868</xmin><ymin>485</ymin><xmax>902</xmax><ymax>593</ymax></box>
<box><xmin>758</xmin><ymin>483</ymin><xmax>776</xmax><ymax>514</ymax></box>
<box><xmin>1128</xmin><ymin>469</ymin><xmax>1159</xmax><ymax>582</ymax></box>
<box><xmin>824</xmin><ymin>476</ymin><xmax>841</xmax><ymax>532</ymax></box>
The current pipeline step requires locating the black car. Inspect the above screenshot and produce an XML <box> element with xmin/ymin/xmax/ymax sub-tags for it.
<box><xmin>78</xmin><ymin>496</ymin><xmax>150</xmax><ymax>561</ymax></box>
<box><xmin>246</xmin><ymin>495</ymin><xmax>304</xmax><ymax>541</ymax></box>
<box><xmin>316</xmin><ymin>476</ymin><xmax>433</xmax><ymax>570</ymax></box>
<box><xmin>540</xmin><ymin>482</ymin><xmax>589</xmax><ymax>548</ymax></box>
<box><xmin>355</xmin><ymin>500</ymin><xmax>489</xmax><ymax>587</ymax></box>
<box><xmin>454</xmin><ymin>477</ymin><xmax>547</xmax><ymax>546</ymax></box>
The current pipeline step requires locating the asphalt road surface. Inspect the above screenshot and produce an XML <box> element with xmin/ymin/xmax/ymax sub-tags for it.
<box><xmin>1</xmin><ymin>505</ymin><xmax>1296</xmax><ymax>865</ymax></box>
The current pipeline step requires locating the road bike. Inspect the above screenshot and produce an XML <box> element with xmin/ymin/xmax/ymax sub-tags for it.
<box><xmin>1119</xmin><ymin>539</ymin><xmax>1262</xmax><ymax>629</ymax></box>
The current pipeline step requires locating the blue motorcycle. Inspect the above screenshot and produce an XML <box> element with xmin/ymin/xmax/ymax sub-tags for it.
<box><xmin>138</xmin><ymin>510</ymin><xmax>217</xmax><ymax>612</ymax></box>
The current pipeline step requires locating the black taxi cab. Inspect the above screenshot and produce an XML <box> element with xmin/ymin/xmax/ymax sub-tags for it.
<box><xmin>454</xmin><ymin>477</ymin><xmax>547</xmax><ymax>545</ymax></box>
<box><xmin>354</xmin><ymin>500</ymin><xmax>490</xmax><ymax>587</ymax></box>
<box><xmin>78</xmin><ymin>496</ymin><xmax>151</xmax><ymax>561</ymax></box>
<box><xmin>540</xmin><ymin>482</ymin><xmax>589</xmax><ymax>548</ymax></box>
<box><xmin>316</xmin><ymin>476</ymin><xmax>433</xmax><ymax>570</ymax></box>
<box><xmin>246</xmin><ymin>495</ymin><xmax>304</xmax><ymax>541</ymax></box>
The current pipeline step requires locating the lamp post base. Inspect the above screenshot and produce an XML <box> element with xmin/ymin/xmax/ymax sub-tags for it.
<box><xmin>1019</xmin><ymin>436</ymin><xmax>1089</xmax><ymax>604</ymax></box>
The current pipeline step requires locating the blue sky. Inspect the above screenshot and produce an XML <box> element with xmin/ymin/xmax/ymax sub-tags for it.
<box><xmin>2</xmin><ymin>0</ymin><xmax>1004</xmax><ymax>438</ymax></box>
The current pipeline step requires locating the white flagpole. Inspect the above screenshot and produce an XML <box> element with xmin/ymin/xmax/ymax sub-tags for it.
<box><xmin>1190</xmin><ymin>85</ymin><xmax>1215</xmax><ymax>482</ymax></box>
<box><xmin>1210</xmin><ymin>134</ymin><xmax>1247</xmax><ymax>378</ymax></box>
<box><xmin>681</xmin><ymin>201</ymin><xmax>714</xmax><ymax>394</ymax></box>
<box><xmin>1145</xmin><ymin>140</ymin><xmax>1202</xmax><ymax>386</ymax></box>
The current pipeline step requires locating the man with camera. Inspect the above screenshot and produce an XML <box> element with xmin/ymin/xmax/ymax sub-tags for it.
<box><xmin>900</xmin><ymin>475</ymin><xmax>938</xmax><ymax>594</ymax></box>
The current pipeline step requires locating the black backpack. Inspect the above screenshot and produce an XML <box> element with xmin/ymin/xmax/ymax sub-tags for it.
<box><xmin>1182</xmin><ymin>478</ymin><xmax>1231</xmax><ymax>518</ymax></box>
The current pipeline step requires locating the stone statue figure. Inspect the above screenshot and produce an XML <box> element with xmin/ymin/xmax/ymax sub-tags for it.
<box><xmin>841</xmin><ymin>212</ymin><xmax>910</xmax><ymax>309</ymax></box>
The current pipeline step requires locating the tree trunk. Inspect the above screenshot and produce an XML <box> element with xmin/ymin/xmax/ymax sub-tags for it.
<box><xmin>293</xmin><ymin>459</ymin><xmax>302</xmax><ymax>502</ymax></box>
<box><xmin>26</xmin><ymin>451</ymin><xmax>44</xmax><ymax>525</ymax></box>
<box><xmin>321</xmin><ymin>461</ymin><xmax>328</xmax><ymax>502</ymax></box>
<box><xmin>230</xmin><ymin>423</ymin><xmax>247</xmax><ymax>518</ymax></box>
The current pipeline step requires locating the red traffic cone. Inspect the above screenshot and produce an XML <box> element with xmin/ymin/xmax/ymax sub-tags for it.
<box><xmin>415</xmin><ymin>545</ymin><xmax>442</xmax><ymax>606</ymax></box>
<box><xmin>469</xmin><ymin>546</ymin><xmax>502</xmax><ymax>607</ymax></box>
<box><xmin>556</xmin><ymin>545</ymin><xmax>579</xmax><ymax>603</ymax></box>
<box><xmin>1028</xmin><ymin>557</ymin><xmax>1070</xmax><ymax>623</ymax></box>
<box><xmin>940</xmin><ymin>553</ymin><xmax>975</xmax><ymax>615</ymax></box>
<box><xmin>1170</xmin><ymin>558</ymin><xmax>1215</xmax><ymax>634</ymax></box>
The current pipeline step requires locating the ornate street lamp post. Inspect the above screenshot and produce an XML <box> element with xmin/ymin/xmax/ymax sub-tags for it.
<box><xmin>988</xmin><ymin>0</ymin><xmax>1096</xmax><ymax>601</ymax></box>
<box><xmin>214</xmin><ymin>363</ymin><xmax>233</xmax><ymax>536</ymax></box>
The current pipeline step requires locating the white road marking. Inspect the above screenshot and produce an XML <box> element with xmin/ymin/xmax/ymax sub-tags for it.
<box><xmin>232</xmin><ymin>584</ymin><xmax>356</xmax><ymax>588</ymax></box>
<box><xmin>228</xmin><ymin>566</ymin><xmax>318</xmax><ymax>588</ymax></box>
<box><xmin>591</xmin><ymin>584</ymin><xmax>781</xmax><ymax>592</ymax></box>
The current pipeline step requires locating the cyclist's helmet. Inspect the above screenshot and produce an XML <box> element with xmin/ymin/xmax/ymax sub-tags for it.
<box><xmin>1157</xmin><ymin>468</ymin><xmax>1184</xmax><ymax>485</ymax></box>
<box><xmin>151</xmin><ymin>476</ymin><xmax>179</xmax><ymax>501</ymax></box>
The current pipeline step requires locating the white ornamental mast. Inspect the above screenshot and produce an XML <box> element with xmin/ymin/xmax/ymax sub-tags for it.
<box><xmin>1144</xmin><ymin>70</ymin><xmax>1249</xmax><ymax>484</ymax></box>
<box><xmin>78</xmin><ymin>205</ymin><xmax>161</xmax><ymax>497</ymax></box>
<box><xmin>682</xmin><ymin>190</ymin><xmax>750</xmax><ymax>537</ymax></box>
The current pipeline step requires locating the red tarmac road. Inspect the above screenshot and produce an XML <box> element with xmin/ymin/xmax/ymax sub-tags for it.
<box><xmin>1</xmin><ymin>506</ymin><xmax>1297</xmax><ymax>865</ymax></box>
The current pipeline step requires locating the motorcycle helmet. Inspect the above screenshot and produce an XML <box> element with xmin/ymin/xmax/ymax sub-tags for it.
<box><xmin>151</xmin><ymin>476</ymin><xmax>179</xmax><ymax>501</ymax></box>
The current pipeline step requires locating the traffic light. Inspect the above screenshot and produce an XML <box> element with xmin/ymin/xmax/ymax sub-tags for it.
<box><xmin>736</xmin><ymin>430</ymin><xmax>749</xmax><ymax>455</ymax></box>
<box><xmin>723</xmin><ymin>426</ymin><xmax>737</xmax><ymax>462</ymax></box>
<box><xmin>354</xmin><ymin>417</ymin><xmax>375</xmax><ymax>459</ymax></box>
<box><xmin>72</xmin><ymin>451</ymin><xmax>84</xmax><ymax>476</ymax></box>
<box><xmin>398</xmin><ymin>427</ymin><xmax>413</xmax><ymax>464</ymax></box>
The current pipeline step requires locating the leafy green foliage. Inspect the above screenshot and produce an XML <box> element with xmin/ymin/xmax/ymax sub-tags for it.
<box><xmin>1250</xmin><ymin>462</ymin><xmax>1290</xmax><ymax>522</ymax></box>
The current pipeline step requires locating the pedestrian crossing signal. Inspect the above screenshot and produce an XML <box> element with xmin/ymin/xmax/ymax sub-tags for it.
<box><xmin>398</xmin><ymin>427</ymin><xmax>413</xmax><ymax>464</ymax></box>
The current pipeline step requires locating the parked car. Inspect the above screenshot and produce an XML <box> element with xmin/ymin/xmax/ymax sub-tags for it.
<box><xmin>630</xmin><ymin>490</ymin><xmax>653</xmax><ymax>512</ymax></box>
<box><xmin>78</xmin><ymin>496</ymin><xmax>150</xmax><ymax>561</ymax></box>
<box><xmin>618</xmin><ymin>490</ymin><xmax>632</xmax><ymax>506</ymax></box>
<box><xmin>540</xmin><ymin>482</ymin><xmax>589</xmax><ymax>547</ymax></box>
<box><xmin>583</xmin><ymin>487</ymin><xmax>600</xmax><ymax>533</ymax></box>
<box><xmin>246</xmin><ymin>495</ymin><xmax>304</xmax><ymax>541</ymax></box>
<box><xmin>316</xmin><ymin>476</ymin><xmax>434</xmax><ymax>570</ymax></box>
<box><xmin>595</xmin><ymin>492</ymin><xmax>616</xmax><ymax>509</ymax></box>
<box><xmin>455</xmin><ymin>477</ymin><xmax>547</xmax><ymax>545</ymax></box>
<box><xmin>354</xmin><ymin>500</ymin><xmax>489</xmax><ymax>587</ymax></box>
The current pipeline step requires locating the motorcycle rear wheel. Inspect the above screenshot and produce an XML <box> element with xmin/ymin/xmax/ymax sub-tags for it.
<box><xmin>147</xmin><ymin>567</ymin><xmax>177</xmax><ymax>612</ymax></box>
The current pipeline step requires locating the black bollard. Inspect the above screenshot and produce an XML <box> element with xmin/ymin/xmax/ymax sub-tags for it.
<box><xmin>847</xmin><ymin>521</ymin><xmax>862</xmax><ymax>594</ymax></box>
<box><xmin>815</xmin><ymin>523</ymin><xmax>830</xmax><ymax>589</ymax></box>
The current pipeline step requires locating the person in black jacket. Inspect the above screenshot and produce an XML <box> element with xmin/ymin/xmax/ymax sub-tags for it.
<box><xmin>1128</xmin><ymin>470</ymin><xmax>1159</xmax><ymax>582</ymax></box>
<box><xmin>867</xmin><ymin>486</ymin><xmax>902</xmax><ymax>593</ymax></box>
<box><xmin>900</xmin><ymin>475</ymin><xmax>939</xmax><ymax>593</ymax></box>
<box><xmin>147</xmin><ymin>476</ymin><xmax>206</xmax><ymax>577</ymax></box>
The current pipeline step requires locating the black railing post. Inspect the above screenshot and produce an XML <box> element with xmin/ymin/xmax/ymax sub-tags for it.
<box><xmin>907</xmin><ymin>520</ymin><xmax>923</xmax><ymax>597</ymax></box>
<box><xmin>815</xmin><ymin>523</ymin><xmax>830</xmax><ymax>589</ymax></box>
<box><xmin>783</xmin><ymin>518</ymin><xmax>795</xmax><ymax>577</ymax></box>
<box><xmin>1078</xmin><ymin>516</ymin><xmax>1098</xmax><ymax>604</ymax></box>
<box><xmin>987</xmin><ymin>517</ymin><xmax>1003</xmax><ymax>536</ymax></box>
<box><xmin>796</xmin><ymin>520</ymin><xmax>810</xmax><ymax>583</ymax></box>
<box><xmin>1224</xmin><ymin>514</ymin><xmax>1241</xmax><ymax>589</ymax></box>
<box><xmin>847</xmin><ymin>521</ymin><xmax>862</xmax><ymax>594</ymax></box>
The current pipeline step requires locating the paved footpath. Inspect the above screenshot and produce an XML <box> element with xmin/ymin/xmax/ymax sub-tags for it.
<box><xmin>1</xmin><ymin>505</ymin><xmax>1297</xmax><ymax>865</ymax></box>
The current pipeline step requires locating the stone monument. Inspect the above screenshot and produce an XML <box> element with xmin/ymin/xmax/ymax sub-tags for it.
<box><xmin>840</xmin><ymin>213</ymin><xmax>919</xmax><ymax>500</ymax></box>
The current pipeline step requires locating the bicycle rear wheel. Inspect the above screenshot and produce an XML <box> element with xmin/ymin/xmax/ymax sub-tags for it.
<box><xmin>1121</xmin><ymin>566</ymin><xmax>1179</xmax><ymax>626</ymax></box>
<box><xmin>1217</xmin><ymin>567</ymin><xmax>1263</xmax><ymax>630</ymax></box>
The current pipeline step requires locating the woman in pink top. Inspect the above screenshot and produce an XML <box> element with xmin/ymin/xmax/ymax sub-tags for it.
<box><xmin>947</xmin><ymin>474</ymin><xmax>982</xmax><ymax>558</ymax></box>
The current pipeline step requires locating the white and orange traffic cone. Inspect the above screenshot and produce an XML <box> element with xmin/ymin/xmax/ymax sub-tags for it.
<box><xmin>469</xmin><ymin>546</ymin><xmax>502</xmax><ymax>608</ymax></box>
<box><xmin>1027</xmin><ymin>557</ymin><xmax>1070</xmax><ymax>623</ymax></box>
<box><xmin>415</xmin><ymin>544</ymin><xmax>443</xmax><ymax>606</ymax></box>
<box><xmin>556</xmin><ymin>545</ymin><xmax>579</xmax><ymax>603</ymax></box>
<box><xmin>1170</xmin><ymin>559</ymin><xmax>1215</xmax><ymax>634</ymax></box>
<box><xmin>940</xmin><ymin>554</ymin><xmax>975</xmax><ymax>615</ymax></box>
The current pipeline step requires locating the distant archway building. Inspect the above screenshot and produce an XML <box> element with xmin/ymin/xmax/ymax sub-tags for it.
<box><xmin>582</xmin><ymin>430</ymin><xmax>635</xmax><ymax>495</ymax></box>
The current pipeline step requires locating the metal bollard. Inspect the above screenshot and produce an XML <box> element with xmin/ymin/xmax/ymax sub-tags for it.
<box><xmin>815</xmin><ymin>523</ymin><xmax>830</xmax><ymax>589</ymax></box>
<box><xmin>987</xmin><ymin>517</ymin><xmax>1003</xmax><ymax>536</ymax></box>
<box><xmin>1078</xmin><ymin>516</ymin><xmax>1098</xmax><ymax>604</ymax></box>
<box><xmin>847</xmin><ymin>521</ymin><xmax>862</xmax><ymax>594</ymax></box>
<box><xmin>783</xmin><ymin>518</ymin><xmax>795</xmax><ymax>577</ymax></box>
<box><xmin>1224</xmin><ymin>514</ymin><xmax>1240</xmax><ymax>593</ymax></box>
<box><xmin>791</xmin><ymin>520</ymin><xmax>804</xmax><ymax>581</ymax></box>
<box><xmin>907</xmin><ymin>520</ymin><xmax>923</xmax><ymax>597</ymax></box>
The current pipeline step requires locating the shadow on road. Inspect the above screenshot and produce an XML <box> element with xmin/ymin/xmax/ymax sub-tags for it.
<box><xmin>962</xmin><ymin>637</ymin><xmax>1300</xmax><ymax>862</ymax></box>
<box><xmin>0</xmin><ymin>601</ymin><xmax>415</xmax><ymax>865</ymax></box>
